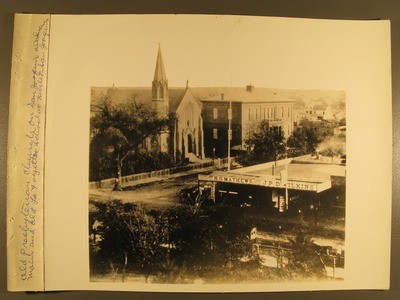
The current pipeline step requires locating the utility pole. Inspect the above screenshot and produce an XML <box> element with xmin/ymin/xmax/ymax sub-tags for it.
<box><xmin>227</xmin><ymin>101</ymin><xmax>232</xmax><ymax>171</ymax></box>
<box><xmin>285</xmin><ymin>142</ymin><xmax>289</xmax><ymax>210</ymax></box>
<box><xmin>285</xmin><ymin>155</ymin><xmax>289</xmax><ymax>210</ymax></box>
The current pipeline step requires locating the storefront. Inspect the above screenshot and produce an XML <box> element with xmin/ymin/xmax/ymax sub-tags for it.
<box><xmin>198</xmin><ymin>158</ymin><xmax>345</xmax><ymax>216</ymax></box>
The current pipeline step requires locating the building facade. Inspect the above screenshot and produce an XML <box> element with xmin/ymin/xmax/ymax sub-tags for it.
<box><xmin>92</xmin><ymin>46</ymin><xmax>297</xmax><ymax>161</ymax></box>
<box><xmin>198</xmin><ymin>85</ymin><xmax>295</xmax><ymax>158</ymax></box>
<box><xmin>305</xmin><ymin>102</ymin><xmax>334</xmax><ymax>122</ymax></box>
<box><xmin>91</xmin><ymin>46</ymin><xmax>205</xmax><ymax>162</ymax></box>
<box><xmin>198</xmin><ymin>157</ymin><xmax>346</xmax><ymax>217</ymax></box>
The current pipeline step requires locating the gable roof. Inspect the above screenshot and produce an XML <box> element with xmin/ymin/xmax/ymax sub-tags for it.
<box><xmin>190</xmin><ymin>87</ymin><xmax>295</xmax><ymax>103</ymax></box>
<box><xmin>91</xmin><ymin>86</ymin><xmax>188</xmax><ymax>113</ymax></box>
<box><xmin>91</xmin><ymin>86</ymin><xmax>340</xmax><ymax>114</ymax></box>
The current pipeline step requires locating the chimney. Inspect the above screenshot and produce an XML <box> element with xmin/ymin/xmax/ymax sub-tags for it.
<box><xmin>221</xmin><ymin>93</ymin><xmax>224</xmax><ymax>100</ymax></box>
<box><xmin>246</xmin><ymin>84</ymin><xmax>255</xmax><ymax>93</ymax></box>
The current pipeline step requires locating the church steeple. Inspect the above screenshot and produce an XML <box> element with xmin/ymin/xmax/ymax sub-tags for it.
<box><xmin>152</xmin><ymin>44</ymin><xmax>169</xmax><ymax>102</ymax></box>
<box><xmin>153</xmin><ymin>44</ymin><xmax>167</xmax><ymax>83</ymax></box>
<box><xmin>151</xmin><ymin>45</ymin><xmax>170</xmax><ymax>154</ymax></box>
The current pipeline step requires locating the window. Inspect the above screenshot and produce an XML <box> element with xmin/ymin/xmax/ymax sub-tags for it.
<box><xmin>213</xmin><ymin>128</ymin><xmax>218</xmax><ymax>139</ymax></box>
<box><xmin>272</xmin><ymin>126</ymin><xmax>282</xmax><ymax>135</ymax></box>
<box><xmin>185</xmin><ymin>108</ymin><xmax>192</xmax><ymax>126</ymax></box>
<box><xmin>248</xmin><ymin>108</ymin><xmax>251</xmax><ymax>120</ymax></box>
<box><xmin>255</xmin><ymin>108</ymin><xmax>258</xmax><ymax>119</ymax></box>
<box><xmin>263</xmin><ymin>107</ymin><xmax>266</xmax><ymax>119</ymax></box>
<box><xmin>213</xmin><ymin>108</ymin><xmax>218</xmax><ymax>119</ymax></box>
<box><xmin>252</xmin><ymin>108</ymin><xmax>256</xmax><ymax>120</ymax></box>
<box><xmin>189</xmin><ymin>109</ymin><xmax>193</xmax><ymax>126</ymax></box>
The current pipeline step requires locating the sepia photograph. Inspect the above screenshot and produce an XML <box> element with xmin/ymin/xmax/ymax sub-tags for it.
<box><xmin>1</xmin><ymin>0</ymin><xmax>396</xmax><ymax>298</ymax></box>
<box><xmin>5</xmin><ymin>12</ymin><xmax>392</xmax><ymax>293</ymax></box>
<box><xmin>88</xmin><ymin>37</ymin><xmax>346</xmax><ymax>284</ymax></box>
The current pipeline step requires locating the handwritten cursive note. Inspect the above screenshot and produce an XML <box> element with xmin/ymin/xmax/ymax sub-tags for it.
<box><xmin>17</xmin><ymin>18</ymin><xmax>49</xmax><ymax>282</ymax></box>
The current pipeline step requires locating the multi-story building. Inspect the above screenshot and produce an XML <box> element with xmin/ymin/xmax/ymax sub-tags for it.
<box><xmin>197</xmin><ymin>85</ymin><xmax>295</xmax><ymax>158</ymax></box>
<box><xmin>305</xmin><ymin>102</ymin><xmax>334</xmax><ymax>121</ymax></box>
<box><xmin>92</xmin><ymin>46</ymin><xmax>296</xmax><ymax>161</ymax></box>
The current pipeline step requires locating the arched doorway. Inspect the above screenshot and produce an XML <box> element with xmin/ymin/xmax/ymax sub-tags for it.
<box><xmin>187</xmin><ymin>134</ymin><xmax>193</xmax><ymax>153</ymax></box>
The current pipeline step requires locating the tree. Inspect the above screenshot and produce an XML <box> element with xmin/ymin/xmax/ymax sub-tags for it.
<box><xmin>90</xmin><ymin>96</ymin><xmax>173</xmax><ymax>189</ymax></box>
<box><xmin>176</xmin><ymin>185</ymin><xmax>215</xmax><ymax>215</ymax></box>
<box><xmin>318</xmin><ymin>136</ymin><xmax>345</xmax><ymax>162</ymax></box>
<box><xmin>124</xmin><ymin>149</ymin><xmax>176</xmax><ymax>175</ymax></box>
<box><xmin>287</xmin><ymin>120</ymin><xmax>335</xmax><ymax>155</ymax></box>
<box><xmin>165</xmin><ymin>204</ymin><xmax>255</xmax><ymax>279</ymax></box>
<box><xmin>91</xmin><ymin>198</ymin><xmax>256</xmax><ymax>283</ymax></box>
<box><xmin>285</xmin><ymin>233</ymin><xmax>327</xmax><ymax>279</ymax></box>
<box><xmin>93</xmin><ymin>200</ymin><xmax>169</xmax><ymax>282</ymax></box>
<box><xmin>239</xmin><ymin>120</ymin><xmax>286</xmax><ymax>166</ymax></box>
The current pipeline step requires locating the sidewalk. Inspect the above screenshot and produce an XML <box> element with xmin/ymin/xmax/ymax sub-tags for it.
<box><xmin>91</xmin><ymin>165</ymin><xmax>219</xmax><ymax>191</ymax></box>
<box><xmin>122</xmin><ymin>165</ymin><xmax>217</xmax><ymax>188</ymax></box>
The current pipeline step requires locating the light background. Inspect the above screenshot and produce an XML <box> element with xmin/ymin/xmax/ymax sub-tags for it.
<box><xmin>42</xmin><ymin>14</ymin><xmax>391</xmax><ymax>292</ymax></box>
<box><xmin>44</xmin><ymin>14</ymin><xmax>380</xmax><ymax>91</ymax></box>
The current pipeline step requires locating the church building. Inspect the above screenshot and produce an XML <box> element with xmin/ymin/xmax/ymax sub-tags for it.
<box><xmin>91</xmin><ymin>45</ymin><xmax>205</xmax><ymax>162</ymax></box>
<box><xmin>92</xmin><ymin>45</ymin><xmax>296</xmax><ymax>161</ymax></box>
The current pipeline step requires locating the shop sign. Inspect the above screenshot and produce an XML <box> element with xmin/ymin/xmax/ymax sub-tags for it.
<box><xmin>199</xmin><ymin>173</ymin><xmax>330</xmax><ymax>192</ymax></box>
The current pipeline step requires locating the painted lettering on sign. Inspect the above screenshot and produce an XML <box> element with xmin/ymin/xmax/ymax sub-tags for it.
<box><xmin>200</xmin><ymin>173</ymin><xmax>327</xmax><ymax>192</ymax></box>
<box><xmin>212</xmin><ymin>175</ymin><xmax>254</xmax><ymax>184</ymax></box>
<box><xmin>285</xmin><ymin>181</ymin><xmax>316</xmax><ymax>191</ymax></box>
<box><xmin>256</xmin><ymin>178</ymin><xmax>317</xmax><ymax>191</ymax></box>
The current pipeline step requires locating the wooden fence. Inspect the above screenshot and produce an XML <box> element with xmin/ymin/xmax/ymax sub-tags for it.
<box><xmin>89</xmin><ymin>157</ymin><xmax>236</xmax><ymax>189</ymax></box>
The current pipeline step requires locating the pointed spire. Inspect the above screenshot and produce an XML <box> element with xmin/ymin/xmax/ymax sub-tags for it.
<box><xmin>153</xmin><ymin>44</ymin><xmax>167</xmax><ymax>82</ymax></box>
<box><xmin>152</xmin><ymin>44</ymin><xmax>169</xmax><ymax>111</ymax></box>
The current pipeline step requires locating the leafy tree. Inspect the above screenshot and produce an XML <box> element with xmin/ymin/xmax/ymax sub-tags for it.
<box><xmin>90</xmin><ymin>96</ymin><xmax>173</xmax><ymax>189</ymax></box>
<box><xmin>166</xmin><ymin>205</ymin><xmax>254</xmax><ymax>278</ymax></box>
<box><xmin>124</xmin><ymin>149</ymin><xmax>176</xmax><ymax>175</ymax></box>
<box><xmin>91</xmin><ymin>193</ymin><xmax>257</xmax><ymax>283</ymax></box>
<box><xmin>318</xmin><ymin>136</ymin><xmax>345</xmax><ymax>162</ymax></box>
<box><xmin>239</xmin><ymin>120</ymin><xmax>286</xmax><ymax>166</ymax></box>
<box><xmin>93</xmin><ymin>200</ymin><xmax>169</xmax><ymax>282</ymax></box>
<box><xmin>287</xmin><ymin>120</ymin><xmax>335</xmax><ymax>155</ymax></box>
<box><xmin>285</xmin><ymin>233</ymin><xmax>327</xmax><ymax>279</ymax></box>
<box><xmin>176</xmin><ymin>185</ymin><xmax>215</xmax><ymax>215</ymax></box>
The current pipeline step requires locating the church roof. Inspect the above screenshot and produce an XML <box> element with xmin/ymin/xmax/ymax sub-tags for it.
<box><xmin>92</xmin><ymin>86</ymin><xmax>332</xmax><ymax>114</ymax></box>
<box><xmin>91</xmin><ymin>86</ymin><xmax>188</xmax><ymax>113</ymax></box>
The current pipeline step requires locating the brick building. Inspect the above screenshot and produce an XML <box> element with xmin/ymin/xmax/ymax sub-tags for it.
<box><xmin>197</xmin><ymin>85</ymin><xmax>295</xmax><ymax>158</ymax></box>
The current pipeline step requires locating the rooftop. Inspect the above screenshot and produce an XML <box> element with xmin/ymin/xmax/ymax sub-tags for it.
<box><xmin>91</xmin><ymin>87</ymin><xmax>187</xmax><ymax>112</ymax></box>
<box><xmin>91</xmin><ymin>86</ymin><xmax>298</xmax><ymax>112</ymax></box>
<box><xmin>231</xmin><ymin>156</ymin><xmax>346</xmax><ymax>182</ymax></box>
